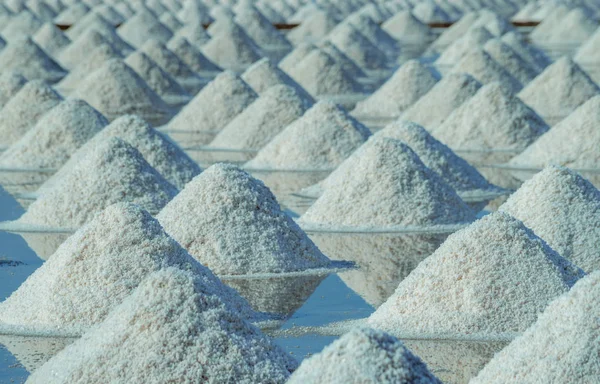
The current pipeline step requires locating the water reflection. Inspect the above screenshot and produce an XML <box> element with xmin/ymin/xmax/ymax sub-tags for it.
<box><xmin>0</xmin><ymin>335</ymin><xmax>76</xmax><ymax>373</ymax></box>
<box><xmin>248</xmin><ymin>170</ymin><xmax>330</xmax><ymax>206</ymax></box>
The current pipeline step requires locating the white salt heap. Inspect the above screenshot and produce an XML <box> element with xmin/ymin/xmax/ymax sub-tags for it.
<box><xmin>0</xmin><ymin>37</ymin><xmax>66</xmax><ymax>83</ymax></box>
<box><xmin>471</xmin><ymin>271</ymin><xmax>600</xmax><ymax>383</ymax></box>
<box><xmin>381</xmin><ymin>10</ymin><xmax>434</xmax><ymax>43</ymax></box>
<box><xmin>0</xmin><ymin>203</ymin><xmax>258</xmax><ymax>332</ymax></box>
<box><xmin>435</xmin><ymin>26</ymin><xmax>494</xmax><ymax>67</ymax></box>
<box><xmin>210</xmin><ymin>85</ymin><xmax>312</xmax><ymax>151</ymax></box>
<box><xmin>288</xmin><ymin>327</ymin><xmax>442</xmax><ymax>384</ymax></box>
<box><xmin>54</xmin><ymin>3</ymin><xmax>90</xmax><ymax>25</ymax></box>
<box><xmin>431</xmin><ymin>82</ymin><xmax>548</xmax><ymax>151</ymax></box>
<box><xmin>93</xmin><ymin>4</ymin><xmax>125</xmax><ymax>25</ymax></box>
<box><xmin>0</xmin><ymin>71</ymin><xmax>27</xmax><ymax>109</ymax></box>
<box><xmin>317</xmin><ymin>41</ymin><xmax>367</xmax><ymax>79</ymax></box>
<box><xmin>246</xmin><ymin>101</ymin><xmax>371</xmax><ymax>170</ymax></box>
<box><xmin>413</xmin><ymin>2</ymin><xmax>451</xmax><ymax>24</ymax></box>
<box><xmin>346</xmin><ymin>13</ymin><xmax>398</xmax><ymax>54</ymax></box>
<box><xmin>501</xmin><ymin>31</ymin><xmax>551</xmax><ymax>72</ymax></box>
<box><xmin>286</xmin><ymin>9</ymin><xmax>338</xmax><ymax>45</ymax></box>
<box><xmin>26</xmin><ymin>268</ymin><xmax>297</xmax><ymax>383</ymax></box>
<box><xmin>159</xmin><ymin>12</ymin><xmax>183</xmax><ymax>32</ymax></box>
<box><xmin>538</xmin><ymin>7</ymin><xmax>598</xmax><ymax>44</ymax></box>
<box><xmin>401</xmin><ymin>73</ymin><xmax>481</xmax><ymax>129</ymax></box>
<box><xmin>241</xmin><ymin>58</ymin><xmax>313</xmax><ymax>103</ymax></box>
<box><xmin>64</xmin><ymin>12</ymin><xmax>133</xmax><ymax>56</ymax></box>
<box><xmin>201</xmin><ymin>18</ymin><xmax>263</xmax><ymax>71</ymax></box>
<box><xmin>352</xmin><ymin>60</ymin><xmax>439</xmax><ymax>118</ymax></box>
<box><xmin>427</xmin><ymin>12</ymin><xmax>481</xmax><ymax>54</ymax></box>
<box><xmin>450</xmin><ymin>48</ymin><xmax>523</xmax><ymax>92</ymax></box>
<box><xmin>166</xmin><ymin>36</ymin><xmax>221</xmax><ymax>75</ymax></box>
<box><xmin>117</xmin><ymin>8</ymin><xmax>173</xmax><ymax>47</ymax></box>
<box><xmin>1</xmin><ymin>10</ymin><xmax>43</xmax><ymax>41</ymax></box>
<box><xmin>32</xmin><ymin>22</ymin><xmax>71</xmax><ymax>56</ymax></box>
<box><xmin>158</xmin><ymin>163</ymin><xmax>331</xmax><ymax>275</ymax></box>
<box><xmin>499</xmin><ymin>166</ymin><xmax>600</xmax><ymax>272</ymax></box>
<box><xmin>326</xmin><ymin>22</ymin><xmax>389</xmax><ymax>70</ymax></box>
<box><xmin>483</xmin><ymin>39</ymin><xmax>539</xmax><ymax>85</ymax></box>
<box><xmin>173</xmin><ymin>22</ymin><xmax>211</xmax><ymax>48</ymax></box>
<box><xmin>57</xmin><ymin>29</ymin><xmax>110</xmax><ymax>70</ymax></box>
<box><xmin>71</xmin><ymin>59</ymin><xmax>172</xmax><ymax>125</ymax></box>
<box><xmin>26</xmin><ymin>0</ymin><xmax>56</xmax><ymax>21</ymax></box>
<box><xmin>18</xmin><ymin>137</ymin><xmax>177</xmax><ymax>228</ymax></box>
<box><xmin>368</xmin><ymin>212</ymin><xmax>584</xmax><ymax>337</ymax></box>
<box><xmin>235</xmin><ymin>8</ymin><xmax>291</xmax><ymax>49</ymax></box>
<box><xmin>278</xmin><ymin>42</ymin><xmax>316</xmax><ymax>73</ymax></box>
<box><xmin>178</xmin><ymin>0</ymin><xmax>212</xmax><ymax>25</ymax></box>
<box><xmin>299</xmin><ymin>137</ymin><xmax>475</xmax><ymax>229</ymax></box>
<box><xmin>472</xmin><ymin>9</ymin><xmax>515</xmax><ymax>37</ymax></box>
<box><xmin>0</xmin><ymin>80</ymin><xmax>62</xmax><ymax>146</ymax></box>
<box><xmin>518</xmin><ymin>57</ymin><xmax>600</xmax><ymax>121</ymax></box>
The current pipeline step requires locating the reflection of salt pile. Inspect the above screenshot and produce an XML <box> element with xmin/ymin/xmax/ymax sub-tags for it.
<box><xmin>401</xmin><ymin>73</ymin><xmax>481</xmax><ymax>129</ymax></box>
<box><xmin>117</xmin><ymin>8</ymin><xmax>173</xmax><ymax>47</ymax></box>
<box><xmin>241</xmin><ymin>58</ymin><xmax>313</xmax><ymax>103</ymax></box>
<box><xmin>472</xmin><ymin>271</ymin><xmax>600</xmax><ymax>383</ymax></box>
<box><xmin>32</xmin><ymin>22</ymin><xmax>70</xmax><ymax>56</ymax></box>
<box><xmin>500</xmin><ymin>31</ymin><xmax>551</xmax><ymax>72</ymax></box>
<box><xmin>0</xmin><ymin>204</ymin><xmax>257</xmax><ymax>332</ymax></box>
<box><xmin>499</xmin><ymin>166</ymin><xmax>600</xmax><ymax>272</ymax></box>
<box><xmin>288</xmin><ymin>327</ymin><xmax>441</xmax><ymax>384</ymax></box>
<box><xmin>0</xmin><ymin>335</ymin><xmax>75</xmax><ymax>373</ymax></box>
<box><xmin>300</xmin><ymin>137</ymin><xmax>475</xmax><ymax>228</ymax></box>
<box><xmin>158</xmin><ymin>163</ymin><xmax>330</xmax><ymax>275</ymax></box>
<box><xmin>0</xmin><ymin>37</ymin><xmax>66</xmax><ymax>83</ymax></box>
<box><xmin>326</xmin><ymin>22</ymin><xmax>388</xmax><ymax>70</ymax></box>
<box><xmin>27</xmin><ymin>268</ymin><xmax>297</xmax><ymax>383</ymax></box>
<box><xmin>0</xmin><ymin>71</ymin><xmax>27</xmax><ymax>109</ymax></box>
<box><xmin>450</xmin><ymin>48</ymin><xmax>522</xmax><ymax>92</ymax></box>
<box><xmin>352</xmin><ymin>60</ymin><xmax>439</xmax><ymax>118</ymax></box>
<box><xmin>483</xmin><ymin>39</ymin><xmax>539</xmax><ymax>85</ymax></box>
<box><xmin>201</xmin><ymin>18</ymin><xmax>262</xmax><ymax>71</ymax></box>
<box><xmin>368</xmin><ymin>212</ymin><xmax>583</xmax><ymax>337</ymax></box>
<box><xmin>166</xmin><ymin>36</ymin><xmax>221</xmax><ymax>75</ymax></box>
<box><xmin>246</xmin><ymin>101</ymin><xmax>370</xmax><ymax>170</ymax></box>
<box><xmin>382</xmin><ymin>10</ymin><xmax>433</xmax><ymax>43</ymax></box>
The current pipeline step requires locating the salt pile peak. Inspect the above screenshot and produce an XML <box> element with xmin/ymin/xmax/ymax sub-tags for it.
<box><xmin>278</xmin><ymin>42</ymin><xmax>316</xmax><ymax>73</ymax></box>
<box><xmin>539</xmin><ymin>7</ymin><xmax>598</xmax><ymax>44</ymax></box>
<box><xmin>346</xmin><ymin>13</ymin><xmax>398</xmax><ymax>54</ymax></box>
<box><xmin>210</xmin><ymin>84</ymin><xmax>312</xmax><ymax>151</ymax></box>
<box><xmin>501</xmin><ymin>31</ymin><xmax>551</xmax><ymax>72</ymax></box>
<box><xmin>368</xmin><ymin>212</ymin><xmax>584</xmax><ymax>337</ymax></box>
<box><xmin>0</xmin><ymin>80</ymin><xmax>62</xmax><ymax>146</ymax></box>
<box><xmin>472</xmin><ymin>9</ymin><xmax>515</xmax><ymax>37</ymax></box>
<box><xmin>0</xmin><ymin>71</ymin><xmax>27</xmax><ymax>109</ymax></box>
<box><xmin>317</xmin><ymin>41</ymin><xmax>367</xmax><ymax>79</ymax></box>
<box><xmin>288</xmin><ymin>327</ymin><xmax>442</xmax><ymax>384</ymax></box>
<box><xmin>431</xmin><ymin>82</ymin><xmax>548</xmax><ymax>151</ymax></box>
<box><xmin>435</xmin><ymin>26</ymin><xmax>494</xmax><ymax>67</ymax></box>
<box><xmin>326</xmin><ymin>21</ymin><xmax>388</xmax><ymax>70</ymax></box>
<box><xmin>172</xmin><ymin>22</ymin><xmax>211</xmax><ymax>48</ymax></box>
<box><xmin>0</xmin><ymin>37</ymin><xmax>66</xmax><ymax>83</ymax></box>
<box><xmin>1</xmin><ymin>10</ymin><xmax>43</xmax><ymax>41</ymax></box>
<box><xmin>235</xmin><ymin>7</ymin><xmax>291</xmax><ymax>48</ymax></box>
<box><xmin>0</xmin><ymin>203</ymin><xmax>258</xmax><ymax>332</ymax></box>
<box><xmin>26</xmin><ymin>268</ymin><xmax>297</xmax><ymax>383</ymax></box>
<box><xmin>64</xmin><ymin>12</ymin><xmax>133</xmax><ymax>56</ymax></box>
<box><xmin>53</xmin><ymin>2</ymin><xmax>90</xmax><ymax>25</ymax></box>
<box><xmin>166</xmin><ymin>36</ymin><xmax>221</xmax><ymax>75</ymax></box>
<box><xmin>158</xmin><ymin>163</ymin><xmax>331</xmax><ymax>275</ymax></box>
<box><xmin>499</xmin><ymin>165</ymin><xmax>600</xmax><ymax>272</ymax></box>
<box><xmin>471</xmin><ymin>271</ymin><xmax>600</xmax><ymax>383</ymax></box>
<box><xmin>483</xmin><ymin>39</ymin><xmax>539</xmax><ymax>85</ymax></box>
<box><xmin>246</xmin><ymin>101</ymin><xmax>371</xmax><ymax>170</ymax></box>
<box><xmin>201</xmin><ymin>18</ymin><xmax>262</xmax><ymax>71</ymax></box>
<box><xmin>32</xmin><ymin>22</ymin><xmax>70</xmax><ymax>56</ymax></box>
<box><xmin>117</xmin><ymin>8</ymin><xmax>173</xmax><ymax>48</ymax></box>
<box><xmin>427</xmin><ymin>12</ymin><xmax>481</xmax><ymax>54</ymax></box>
<box><xmin>57</xmin><ymin>28</ymin><xmax>110</xmax><ymax>70</ymax></box>
<box><xmin>518</xmin><ymin>57</ymin><xmax>600</xmax><ymax>121</ymax></box>
<box><xmin>286</xmin><ymin>9</ymin><xmax>338</xmax><ymax>45</ymax></box>
<box><xmin>18</xmin><ymin>137</ymin><xmax>177</xmax><ymax>228</ymax></box>
<box><xmin>352</xmin><ymin>60</ymin><xmax>439</xmax><ymax>118</ymax></box>
<box><xmin>450</xmin><ymin>48</ymin><xmax>523</xmax><ymax>92</ymax></box>
<box><xmin>381</xmin><ymin>10</ymin><xmax>434</xmax><ymax>43</ymax></box>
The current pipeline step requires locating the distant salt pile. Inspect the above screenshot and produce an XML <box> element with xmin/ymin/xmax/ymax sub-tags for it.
<box><xmin>432</xmin><ymin>82</ymin><xmax>548</xmax><ymax>151</ymax></box>
<box><xmin>113</xmin><ymin>2</ymin><xmax>134</xmax><ymax>18</ymax></box>
<box><xmin>435</xmin><ymin>27</ymin><xmax>494</xmax><ymax>67</ymax></box>
<box><xmin>54</xmin><ymin>3</ymin><xmax>90</xmax><ymax>25</ymax></box>
<box><xmin>159</xmin><ymin>12</ymin><xmax>183</xmax><ymax>32</ymax></box>
<box><xmin>0</xmin><ymin>80</ymin><xmax>62</xmax><ymax>146</ymax></box>
<box><xmin>529</xmin><ymin>4</ymin><xmax>572</xmax><ymax>43</ymax></box>
<box><xmin>158</xmin><ymin>164</ymin><xmax>330</xmax><ymax>275</ymax></box>
<box><xmin>353</xmin><ymin>60</ymin><xmax>439</xmax><ymax>118</ymax></box>
<box><xmin>0</xmin><ymin>72</ymin><xmax>27</xmax><ymax>109</ymax></box>
<box><xmin>449</xmin><ymin>48</ymin><xmax>523</xmax><ymax>92</ymax></box>
<box><xmin>483</xmin><ymin>39</ymin><xmax>539</xmax><ymax>85</ymax></box>
<box><xmin>368</xmin><ymin>212</ymin><xmax>583</xmax><ymax>337</ymax></box>
<box><xmin>117</xmin><ymin>8</ymin><xmax>173</xmax><ymax>48</ymax></box>
<box><xmin>518</xmin><ymin>57</ymin><xmax>600</xmax><ymax>122</ymax></box>
<box><xmin>279</xmin><ymin>42</ymin><xmax>316</xmax><ymax>73</ymax></box>
<box><xmin>356</xmin><ymin>3</ymin><xmax>390</xmax><ymax>23</ymax></box>
<box><xmin>326</xmin><ymin>22</ymin><xmax>389</xmax><ymax>70</ymax></box>
<box><xmin>427</xmin><ymin>12</ymin><xmax>481</xmax><ymax>54</ymax></box>
<box><xmin>346</xmin><ymin>13</ymin><xmax>398</xmax><ymax>54</ymax></box>
<box><xmin>201</xmin><ymin>18</ymin><xmax>263</xmax><ymax>71</ymax></box>
<box><xmin>32</xmin><ymin>22</ymin><xmax>70</xmax><ymax>56</ymax></box>
<box><xmin>246</xmin><ymin>101</ymin><xmax>371</xmax><ymax>170</ymax></box>
<box><xmin>401</xmin><ymin>73</ymin><xmax>481</xmax><ymax>129</ymax></box>
<box><xmin>537</xmin><ymin>7</ymin><xmax>598</xmax><ymax>44</ymax></box>
<box><xmin>235</xmin><ymin>8</ymin><xmax>291</xmax><ymax>49</ymax></box>
<box><xmin>288</xmin><ymin>327</ymin><xmax>442</xmax><ymax>384</ymax></box>
<box><xmin>210</xmin><ymin>85</ymin><xmax>312</xmax><ymax>151</ymax></box>
<box><xmin>299</xmin><ymin>137</ymin><xmax>474</xmax><ymax>229</ymax></box>
<box><xmin>317</xmin><ymin>41</ymin><xmax>367</xmax><ymax>79</ymax></box>
<box><xmin>57</xmin><ymin>29</ymin><xmax>109</xmax><ymax>70</ymax></box>
<box><xmin>178</xmin><ymin>0</ymin><xmax>212</xmax><ymax>25</ymax></box>
<box><xmin>501</xmin><ymin>32</ymin><xmax>551</xmax><ymax>72</ymax></box>
<box><xmin>65</xmin><ymin>12</ymin><xmax>133</xmax><ymax>56</ymax></box>
<box><xmin>166</xmin><ymin>36</ymin><xmax>221</xmax><ymax>75</ymax></box>
<box><xmin>472</xmin><ymin>271</ymin><xmax>600</xmax><ymax>383</ymax></box>
<box><xmin>471</xmin><ymin>9</ymin><xmax>515</xmax><ymax>37</ymax></box>
<box><xmin>0</xmin><ymin>37</ymin><xmax>66</xmax><ymax>83</ymax></box>
<box><xmin>18</xmin><ymin>138</ymin><xmax>177</xmax><ymax>228</ymax></box>
<box><xmin>1</xmin><ymin>10</ymin><xmax>43</xmax><ymax>41</ymax></box>
<box><xmin>93</xmin><ymin>4</ymin><xmax>126</xmax><ymax>26</ymax></box>
<box><xmin>574</xmin><ymin>27</ymin><xmax>600</xmax><ymax>65</ymax></box>
<box><xmin>413</xmin><ymin>2</ymin><xmax>451</xmax><ymax>24</ymax></box>
<box><xmin>287</xmin><ymin>9</ymin><xmax>338</xmax><ymax>45</ymax></box>
<box><xmin>241</xmin><ymin>58</ymin><xmax>313</xmax><ymax>103</ymax></box>
<box><xmin>172</xmin><ymin>22</ymin><xmax>211</xmax><ymax>48</ymax></box>
<box><xmin>381</xmin><ymin>10</ymin><xmax>434</xmax><ymax>43</ymax></box>
<box><xmin>0</xmin><ymin>203</ymin><xmax>257</xmax><ymax>331</ymax></box>
<box><xmin>71</xmin><ymin>59</ymin><xmax>172</xmax><ymax>125</ymax></box>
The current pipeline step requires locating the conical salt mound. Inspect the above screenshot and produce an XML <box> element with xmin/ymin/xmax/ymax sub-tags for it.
<box><xmin>210</xmin><ymin>84</ymin><xmax>312</xmax><ymax>151</ymax></box>
<box><xmin>157</xmin><ymin>163</ymin><xmax>331</xmax><ymax>275</ymax></box>
<box><xmin>287</xmin><ymin>9</ymin><xmax>338</xmax><ymax>45</ymax></box>
<box><xmin>542</xmin><ymin>7</ymin><xmax>598</xmax><ymax>44</ymax></box>
<box><xmin>401</xmin><ymin>73</ymin><xmax>481</xmax><ymax>129</ymax></box>
<box><xmin>246</xmin><ymin>101</ymin><xmax>371</xmax><ymax>170</ymax></box>
<box><xmin>483</xmin><ymin>39</ymin><xmax>539</xmax><ymax>85</ymax></box>
<box><xmin>54</xmin><ymin>3</ymin><xmax>90</xmax><ymax>25</ymax></box>
<box><xmin>382</xmin><ymin>10</ymin><xmax>434</xmax><ymax>43</ymax></box>
<box><xmin>201</xmin><ymin>19</ymin><xmax>263</xmax><ymax>71</ymax></box>
<box><xmin>159</xmin><ymin>12</ymin><xmax>182</xmax><ymax>31</ymax></box>
<box><xmin>117</xmin><ymin>8</ymin><xmax>173</xmax><ymax>47</ymax></box>
<box><xmin>71</xmin><ymin>59</ymin><xmax>172</xmax><ymax>126</ymax></box>
<box><xmin>65</xmin><ymin>12</ymin><xmax>133</xmax><ymax>56</ymax></box>
<box><xmin>0</xmin><ymin>80</ymin><xmax>62</xmax><ymax>146</ymax></box>
<box><xmin>26</xmin><ymin>0</ymin><xmax>56</xmax><ymax>21</ymax></box>
<box><xmin>346</xmin><ymin>13</ymin><xmax>399</xmax><ymax>54</ymax></box>
<box><xmin>235</xmin><ymin>8</ymin><xmax>291</xmax><ymax>48</ymax></box>
<box><xmin>317</xmin><ymin>41</ymin><xmax>367</xmax><ymax>79</ymax></box>
<box><xmin>413</xmin><ymin>2</ymin><xmax>450</xmax><ymax>23</ymax></box>
<box><xmin>240</xmin><ymin>58</ymin><xmax>313</xmax><ymax>103</ymax></box>
<box><xmin>57</xmin><ymin>28</ymin><xmax>109</xmax><ymax>70</ymax></box>
<box><xmin>352</xmin><ymin>60</ymin><xmax>439</xmax><ymax>118</ymax></box>
<box><xmin>0</xmin><ymin>203</ymin><xmax>258</xmax><ymax>332</ymax></box>
<box><xmin>368</xmin><ymin>212</ymin><xmax>584</xmax><ymax>337</ymax></box>
<box><xmin>427</xmin><ymin>12</ymin><xmax>481</xmax><ymax>54</ymax></box>
<box><xmin>26</xmin><ymin>268</ymin><xmax>297</xmax><ymax>383</ymax></box>
<box><xmin>499</xmin><ymin>166</ymin><xmax>600</xmax><ymax>272</ymax></box>
<box><xmin>289</xmin><ymin>327</ymin><xmax>441</xmax><ymax>384</ymax></box>
<box><xmin>166</xmin><ymin>36</ymin><xmax>221</xmax><ymax>75</ymax></box>
<box><xmin>436</xmin><ymin>26</ymin><xmax>494</xmax><ymax>67</ymax></box>
<box><xmin>18</xmin><ymin>137</ymin><xmax>177</xmax><ymax>228</ymax></box>
<box><xmin>0</xmin><ymin>37</ymin><xmax>66</xmax><ymax>83</ymax></box>
<box><xmin>1</xmin><ymin>10</ymin><xmax>43</xmax><ymax>41</ymax></box>
<box><xmin>32</xmin><ymin>22</ymin><xmax>70</xmax><ymax>56</ymax></box>
<box><xmin>501</xmin><ymin>31</ymin><xmax>551</xmax><ymax>72</ymax></box>
<box><xmin>472</xmin><ymin>9</ymin><xmax>515</xmax><ymax>37</ymax></box>
<box><xmin>0</xmin><ymin>99</ymin><xmax>107</xmax><ymax>169</ymax></box>
<box><xmin>326</xmin><ymin>22</ymin><xmax>388</xmax><ymax>70</ymax></box>
<box><xmin>574</xmin><ymin>27</ymin><xmax>600</xmax><ymax>65</ymax></box>
<box><xmin>299</xmin><ymin>137</ymin><xmax>475</xmax><ymax>228</ymax></box>
<box><xmin>64</xmin><ymin>11</ymin><xmax>110</xmax><ymax>40</ymax></box>
<box><xmin>431</xmin><ymin>82</ymin><xmax>548</xmax><ymax>151</ymax></box>
<box><xmin>0</xmin><ymin>71</ymin><xmax>27</xmax><ymax>109</ymax></box>
<box><xmin>279</xmin><ymin>42</ymin><xmax>316</xmax><ymax>73</ymax></box>
<box><xmin>172</xmin><ymin>22</ymin><xmax>211</xmax><ymax>49</ymax></box>
<box><xmin>471</xmin><ymin>271</ymin><xmax>600</xmax><ymax>383</ymax></box>
<box><xmin>94</xmin><ymin>4</ymin><xmax>126</xmax><ymax>25</ymax></box>
<box><xmin>450</xmin><ymin>48</ymin><xmax>523</xmax><ymax>92</ymax></box>
<box><xmin>178</xmin><ymin>0</ymin><xmax>212</xmax><ymax>24</ymax></box>
<box><xmin>518</xmin><ymin>57</ymin><xmax>600</xmax><ymax>122</ymax></box>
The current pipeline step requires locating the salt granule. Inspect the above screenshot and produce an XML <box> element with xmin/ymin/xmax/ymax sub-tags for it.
<box><xmin>381</xmin><ymin>10</ymin><xmax>434</xmax><ymax>43</ymax></box>
<box><xmin>278</xmin><ymin>42</ymin><xmax>316</xmax><ymax>73</ymax></box>
<box><xmin>57</xmin><ymin>28</ymin><xmax>110</xmax><ymax>70</ymax></box>
<box><xmin>26</xmin><ymin>268</ymin><xmax>297</xmax><ymax>383</ymax></box>
<box><xmin>0</xmin><ymin>37</ymin><xmax>66</xmax><ymax>83</ymax></box>
<box><xmin>299</xmin><ymin>137</ymin><xmax>474</xmax><ymax>229</ymax></box>
<box><xmin>32</xmin><ymin>22</ymin><xmax>70</xmax><ymax>56</ymax></box>
<box><xmin>0</xmin><ymin>203</ymin><xmax>258</xmax><ymax>332</ymax></box>
<box><xmin>0</xmin><ymin>71</ymin><xmax>27</xmax><ymax>110</ymax></box>
<box><xmin>1</xmin><ymin>10</ymin><xmax>43</xmax><ymax>41</ymax></box>
<box><xmin>201</xmin><ymin>18</ymin><xmax>263</xmax><ymax>71</ymax></box>
<box><xmin>483</xmin><ymin>39</ymin><xmax>539</xmax><ymax>85</ymax></box>
<box><xmin>368</xmin><ymin>212</ymin><xmax>584</xmax><ymax>337</ymax></box>
<box><xmin>53</xmin><ymin>3</ymin><xmax>90</xmax><ymax>25</ymax></box>
<box><xmin>449</xmin><ymin>48</ymin><xmax>523</xmax><ymax>92</ymax></box>
<box><xmin>317</xmin><ymin>41</ymin><xmax>367</xmax><ymax>79</ymax></box>
<box><xmin>431</xmin><ymin>82</ymin><xmax>548</xmax><ymax>151</ymax></box>
<box><xmin>245</xmin><ymin>101</ymin><xmax>371</xmax><ymax>170</ymax></box>
<box><xmin>326</xmin><ymin>22</ymin><xmax>389</xmax><ymax>70</ymax></box>
<box><xmin>235</xmin><ymin>8</ymin><xmax>291</xmax><ymax>49</ymax></box>
<box><xmin>288</xmin><ymin>327</ymin><xmax>442</xmax><ymax>384</ymax></box>
<box><xmin>471</xmin><ymin>271</ymin><xmax>600</xmax><ymax>383</ymax></box>
<box><xmin>172</xmin><ymin>22</ymin><xmax>211</xmax><ymax>49</ymax></box>
<box><xmin>286</xmin><ymin>9</ymin><xmax>338</xmax><ymax>45</ymax></box>
<box><xmin>166</xmin><ymin>36</ymin><xmax>222</xmax><ymax>75</ymax></box>
<box><xmin>117</xmin><ymin>8</ymin><xmax>173</xmax><ymax>48</ymax></box>
<box><xmin>500</xmin><ymin>31</ymin><xmax>551</xmax><ymax>72</ymax></box>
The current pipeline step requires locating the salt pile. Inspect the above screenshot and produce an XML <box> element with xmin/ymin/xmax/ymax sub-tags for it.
<box><xmin>166</xmin><ymin>36</ymin><xmax>221</xmax><ymax>75</ymax></box>
<box><xmin>401</xmin><ymin>73</ymin><xmax>481</xmax><ymax>129</ymax></box>
<box><xmin>346</xmin><ymin>13</ymin><xmax>398</xmax><ymax>54</ymax></box>
<box><xmin>240</xmin><ymin>58</ymin><xmax>313</xmax><ymax>103</ymax></box>
<box><xmin>53</xmin><ymin>3</ymin><xmax>90</xmax><ymax>25</ymax></box>
<box><xmin>299</xmin><ymin>137</ymin><xmax>474</xmax><ymax>229</ymax></box>
<box><xmin>93</xmin><ymin>4</ymin><xmax>126</xmax><ymax>26</ymax></box>
<box><xmin>286</xmin><ymin>9</ymin><xmax>338</xmax><ymax>45</ymax></box>
<box><xmin>0</xmin><ymin>80</ymin><xmax>62</xmax><ymax>146</ymax></box>
<box><xmin>538</xmin><ymin>7</ymin><xmax>598</xmax><ymax>44</ymax></box>
<box><xmin>235</xmin><ymin>8</ymin><xmax>291</xmax><ymax>49</ymax></box>
<box><xmin>71</xmin><ymin>59</ymin><xmax>172</xmax><ymax>125</ymax></box>
<box><xmin>18</xmin><ymin>137</ymin><xmax>177</xmax><ymax>228</ymax></box>
<box><xmin>201</xmin><ymin>18</ymin><xmax>263</xmax><ymax>71</ymax></box>
<box><xmin>436</xmin><ymin>27</ymin><xmax>495</xmax><ymax>67</ymax></box>
<box><xmin>529</xmin><ymin>4</ymin><xmax>574</xmax><ymax>43</ymax></box>
<box><xmin>427</xmin><ymin>12</ymin><xmax>481</xmax><ymax>54</ymax></box>
<box><xmin>352</xmin><ymin>60</ymin><xmax>439</xmax><ymax>118</ymax></box>
<box><xmin>32</xmin><ymin>22</ymin><xmax>71</xmax><ymax>56</ymax></box>
<box><xmin>501</xmin><ymin>32</ymin><xmax>551</xmax><ymax>72</ymax></box>
<box><xmin>25</xmin><ymin>0</ymin><xmax>56</xmax><ymax>21</ymax></box>
<box><xmin>381</xmin><ymin>10</ymin><xmax>434</xmax><ymax>43</ymax></box>
<box><xmin>278</xmin><ymin>42</ymin><xmax>316</xmax><ymax>73</ymax></box>
<box><xmin>210</xmin><ymin>85</ymin><xmax>312</xmax><ymax>151</ymax></box>
<box><xmin>26</xmin><ymin>268</ymin><xmax>296</xmax><ymax>383</ymax></box>
<box><xmin>117</xmin><ymin>8</ymin><xmax>173</xmax><ymax>48</ymax></box>
<box><xmin>326</xmin><ymin>22</ymin><xmax>388</xmax><ymax>70</ymax></box>
<box><xmin>413</xmin><ymin>2</ymin><xmax>451</xmax><ymax>24</ymax></box>
<box><xmin>1</xmin><ymin>10</ymin><xmax>43</xmax><ymax>41</ymax></box>
<box><xmin>368</xmin><ymin>212</ymin><xmax>584</xmax><ymax>337</ymax></box>
<box><xmin>471</xmin><ymin>10</ymin><xmax>515</xmax><ymax>37</ymax></box>
<box><xmin>245</xmin><ymin>101</ymin><xmax>371</xmax><ymax>170</ymax></box>
<box><xmin>483</xmin><ymin>39</ymin><xmax>539</xmax><ymax>85</ymax></box>
<box><xmin>518</xmin><ymin>57</ymin><xmax>600</xmax><ymax>121</ymax></box>
<box><xmin>113</xmin><ymin>2</ymin><xmax>134</xmax><ymax>18</ymax></box>
<box><xmin>65</xmin><ymin>11</ymin><xmax>111</xmax><ymax>40</ymax></box>
<box><xmin>471</xmin><ymin>271</ymin><xmax>600</xmax><ymax>383</ymax></box>
<box><xmin>0</xmin><ymin>71</ymin><xmax>27</xmax><ymax>109</ymax></box>
<box><xmin>288</xmin><ymin>327</ymin><xmax>442</xmax><ymax>384</ymax></box>
<box><xmin>178</xmin><ymin>0</ymin><xmax>212</xmax><ymax>25</ymax></box>
<box><xmin>159</xmin><ymin>12</ymin><xmax>183</xmax><ymax>31</ymax></box>
<box><xmin>431</xmin><ymin>82</ymin><xmax>548</xmax><ymax>151</ymax></box>
<box><xmin>172</xmin><ymin>22</ymin><xmax>211</xmax><ymax>48</ymax></box>
<box><xmin>0</xmin><ymin>37</ymin><xmax>66</xmax><ymax>83</ymax></box>
<box><xmin>57</xmin><ymin>29</ymin><xmax>110</xmax><ymax>70</ymax></box>
<box><xmin>449</xmin><ymin>48</ymin><xmax>523</xmax><ymax>92</ymax></box>
<box><xmin>317</xmin><ymin>41</ymin><xmax>367</xmax><ymax>79</ymax></box>
<box><xmin>64</xmin><ymin>12</ymin><xmax>133</xmax><ymax>56</ymax></box>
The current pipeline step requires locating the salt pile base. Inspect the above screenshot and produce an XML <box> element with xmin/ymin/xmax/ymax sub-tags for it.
<box><xmin>0</xmin><ymin>37</ymin><xmax>66</xmax><ymax>83</ymax></box>
<box><xmin>0</xmin><ymin>72</ymin><xmax>27</xmax><ymax>109</ymax></box>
